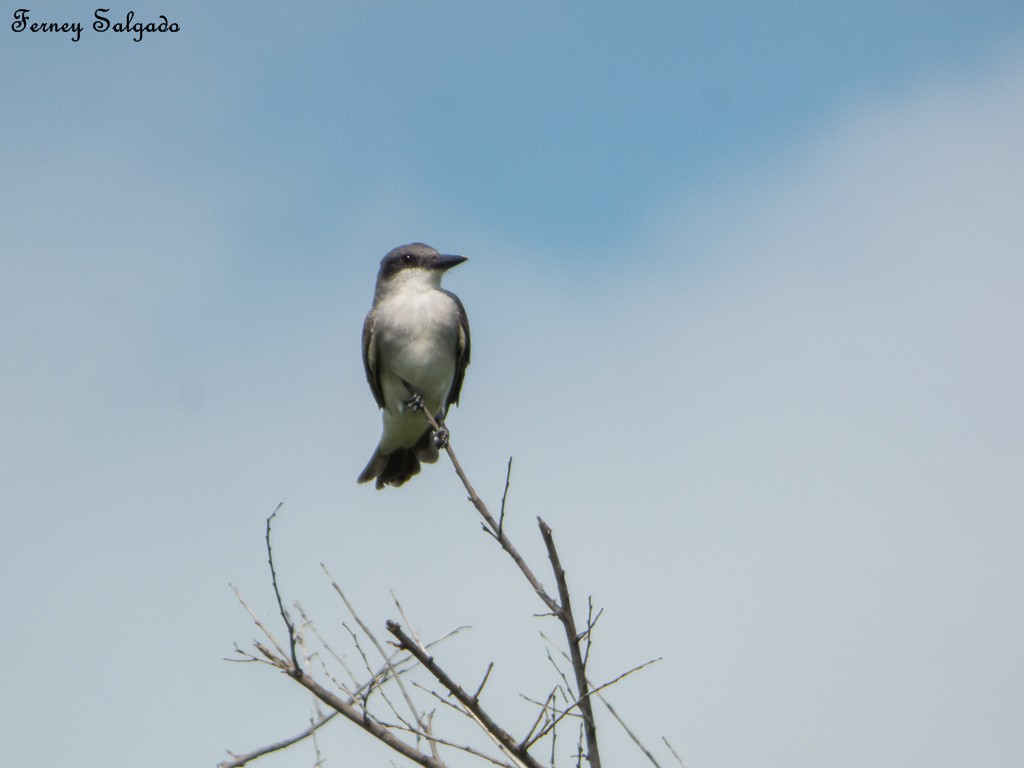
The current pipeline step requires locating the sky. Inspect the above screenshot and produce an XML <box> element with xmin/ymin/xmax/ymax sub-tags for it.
<box><xmin>2</xmin><ymin>3</ymin><xmax>1023</xmax><ymax>767</ymax></box>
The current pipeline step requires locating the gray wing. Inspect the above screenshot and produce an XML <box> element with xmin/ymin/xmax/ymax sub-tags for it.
<box><xmin>443</xmin><ymin>289</ymin><xmax>471</xmax><ymax>408</ymax></box>
<box><xmin>362</xmin><ymin>309</ymin><xmax>384</xmax><ymax>409</ymax></box>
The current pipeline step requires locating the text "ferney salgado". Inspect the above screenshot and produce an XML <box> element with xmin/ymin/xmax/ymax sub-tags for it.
<box><xmin>11</xmin><ymin>9</ymin><xmax>180</xmax><ymax>42</ymax></box>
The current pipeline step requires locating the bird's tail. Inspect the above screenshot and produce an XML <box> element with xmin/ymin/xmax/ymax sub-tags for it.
<box><xmin>357</xmin><ymin>429</ymin><xmax>440</xmax><ymax>489</ymax></box>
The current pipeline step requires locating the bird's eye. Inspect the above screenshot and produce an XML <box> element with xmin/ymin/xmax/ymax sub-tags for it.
<box><xmin>402</xmin><ymin>253</ymin><xmax>413</xmax><ymax>264</ymax></box>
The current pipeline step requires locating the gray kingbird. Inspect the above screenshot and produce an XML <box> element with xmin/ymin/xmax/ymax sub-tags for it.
<box><xmin>357</xmin><ymin>243</ymin><xmax>470</xmax><ymax>489</ymax></box>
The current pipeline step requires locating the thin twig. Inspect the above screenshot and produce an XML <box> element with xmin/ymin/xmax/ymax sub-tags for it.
<box><xmin>518</xmin><ymin>686</ymin><xmax>559</xmax><ymax>750</ymax></box>
<box><xmin>384</xmin><ymin>719</ymin><xmax>519</xmax><ymax>768</ymax></box>
<box><xmin>218</xmin><ymin>711</ymin><xmax>338</xmax><ymax>768</ymax></box>
<box><xmin>297</xmin><ymin>624</ymin><xmax>328</xmax><ymax>767</ymax></box>
<box><xmin>581</xmin><ymin>598</ymin><xmax>604</xmax><ymax>670</ymax></box>
<box><xmin>543</xmin><ymin>644</ymin><xmax>577</xmax><ymax>699</ymax></box>
<box><xmin>294</xmin><ymin>603</ymin><xmax>358</xmax><ymax>699</ymax></box>
<box><xmin>265</xmin><ymin>505</ymin><xmax>300</xmax><ymax>674</ymax></box>
<box><xmin>498</xmin><ymin>456</ymin><xmax>513</xmax><ymax>539</ymax></box>
<box><xmin>323</xmin><ymin>563</ymin><xmax>426</xmax><ymax>734</ymax></box>
<box><xmin>229</xmin><ymin>584</ymin><xmax>286</xmax><ymax>659</ymax></box>
<box><xmin>391</xmin><ymin>589</ymin><xmax>427</xmax><ymax>651</ymax></box>
<box><xmin>530</xmin><ymin>657</ymin><xmax>662</xmax><ymax>747</ymax></box>
<box><xmin>420</xmin><ymin>410</ymin><xmax>559</xmax><ymax>615</ymax></box>
<box><xmin>342</xmin><ymin>619</ymin><xmax>407</xmax><ymax>723</ymax></box>
<box><xmin>662</xmin><ymin>737</ymin><xmax>688</xmax><ymax>767</ymax></box>
<box><xmin>309</xmin><ymin>707</ymin><xmax>324</xmax><ymax>768</ymax></box>
<box><xmin>472</xmin><ymin>661</ymin><xmax>495</xmax><ymax>702</ymax></box>
<box><xmin>598</xmin><ymin>695</ymin><xmax>662</xmax><ymax>768</ymax></box>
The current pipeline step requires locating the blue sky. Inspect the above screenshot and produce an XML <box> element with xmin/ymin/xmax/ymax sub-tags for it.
<box><xmin>2</xmin><ymin>3</ymin><xmax>1023</xmax><ymax>767</ymax></box>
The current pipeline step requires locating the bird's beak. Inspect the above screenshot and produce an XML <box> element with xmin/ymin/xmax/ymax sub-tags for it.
<box><xmin>433</xmin><ymin>254</ymin><xmax>468</xmax><ymax>271</ymax></box>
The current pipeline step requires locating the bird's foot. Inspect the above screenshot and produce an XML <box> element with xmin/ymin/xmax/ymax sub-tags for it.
<box><xmin>433</xmin><ymin>425</ymin><xmax>450</xmax><ymax>450</ymax></box>
<box><xmin>403</xmin><ymin>392</ymin><xmax>425</xmax><ymax>413</ymax></box>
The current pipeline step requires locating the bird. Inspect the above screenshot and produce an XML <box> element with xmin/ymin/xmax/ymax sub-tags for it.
<box><xmin>357</xmin><ymin>243</ymin><xmax>470</xmax><ymax>489</ymax></box>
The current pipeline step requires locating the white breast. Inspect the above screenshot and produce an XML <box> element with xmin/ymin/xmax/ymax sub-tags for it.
<box><xmin>375</xmin><ymin>286</ymin><xmax>459</xmax><ymax>416</ymax></box>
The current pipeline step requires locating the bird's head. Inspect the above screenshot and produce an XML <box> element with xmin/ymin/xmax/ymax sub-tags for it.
<box><xmin>377</xmin><ymin>243</ymin><xmax>467</xmax><ymax>293</ymax></box>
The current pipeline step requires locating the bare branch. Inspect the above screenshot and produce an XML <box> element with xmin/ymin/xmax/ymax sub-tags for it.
<box><xmin>519</xmin><ymin>686</ymin><xmax>560</xmax><ymax>751</ymax></box>
<box><xmin>323</xmin><ymin>563</ymin><xmax>426</xmax><ymax>734</ymax></box>
<box><xmin>413</xmin><ymin>684</ymin><xmax>535</xmax><ymax>768</ymax></box>
<box><xmin>384</xmin><ymin>718</ymin><xmax>520</xmax><ymax>768</ymax></box>
<box><xmin>218</xmin><ymin>711</ymin><xmax>338</xmax><ymax>768</ymax></box>
<box><xmin>342</xmin><ymin>619</ymin><xmax>407</xmax><ymax>723</ymax></box>
<box><xmin>231</xmin><ymin>416</ymin><xmax>652</xmax><ymax>768</ymax></box>
<box><xmin>413</xmin><ymin>681</ymin><xmax>480</xmax><ymax>722</ymax></box>
<box><xmin>538</xmin><ymin>518</ymin><xmax>601</xmax><ymax>768</ymax></box>
<box><xmin>387</xmin><ymin>620</ymin><xmax>546</xmax><ymax>768</ymax></box>
<box><xmin>420</xmin><ymin>410</ymin><xmax>559</xmax><ymax>615</ymax></box>
<box><xmin>255</xmin><ymin>640</ymin><xmax>446</xmax><ymax>768</ymax></box>
<box><xmin>225</xmin><ymin>620</ymin><xmax>477</xmax><ymax>768</ymax></box>
<box><xmin>540</xmin><ymin>630</ymin><xmax>666</xmax><ymax>765</ymax></box>
<box><xmin>531</xmin><ymin>663</ymin><xmax>657</xmax><ymax>749</ymax></box>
